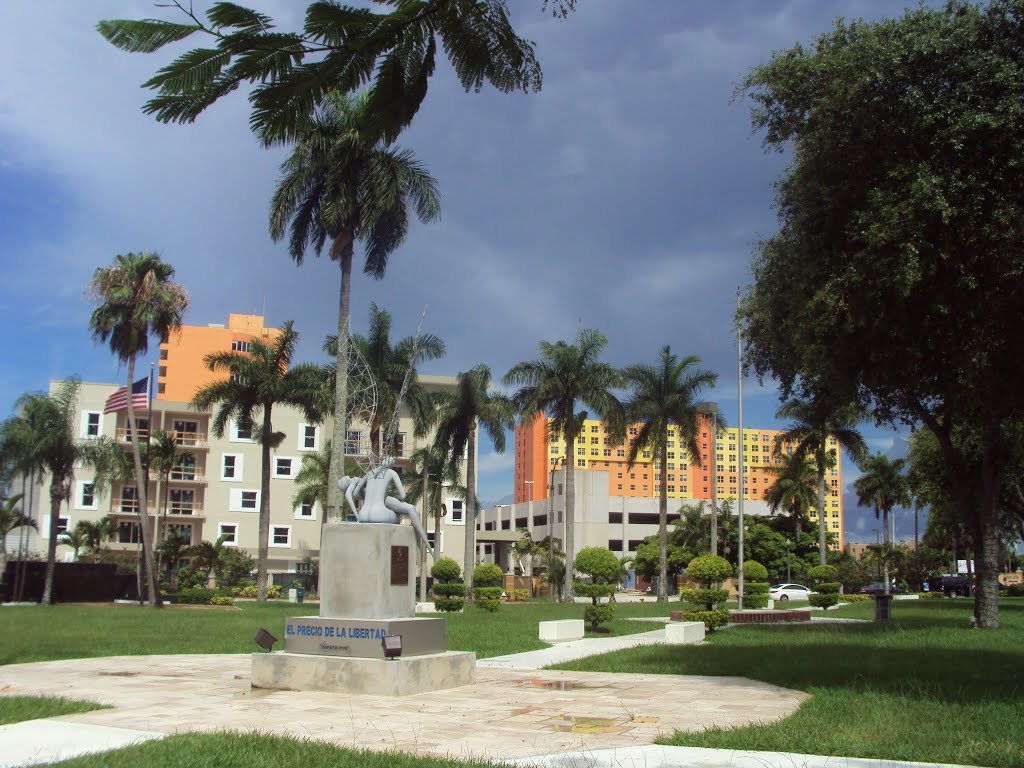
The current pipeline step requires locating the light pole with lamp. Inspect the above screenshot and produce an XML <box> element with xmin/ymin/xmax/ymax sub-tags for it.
<box><xmin>523</xmin><ymin>479</ymin><xmax>534</xmax><ymax>595</ymax></box>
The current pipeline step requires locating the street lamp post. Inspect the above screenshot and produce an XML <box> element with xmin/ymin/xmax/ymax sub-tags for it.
<box><xmin>786</xmin><ymin>538</ymin><xmax>791</xmax><ymax>582</ymax></box>
<box><xmin>523</xmin><ymin>479</ymin><xmax>534</xmax><ymax>594</ymax></box>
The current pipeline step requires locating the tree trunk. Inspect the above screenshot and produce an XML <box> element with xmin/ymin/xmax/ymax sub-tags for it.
<box><xmin>433</xmin><ymin>499</ymin><xmax>442</xmax><ymax>563</ymax></box>
<box><xmin>657</xmin><ymin>439</ymin><xmax>668</xmax><ymax>602</ymax></box>
<box><xmin>463</xmin><ymin>426</ymin><xmax>477</xmax><ymax>595</ymax></box>
<box><xmin>973</xmin><ymin>442</ymin><xmax>1003</xmax><ymax>629</ymax></box>
<box><xmin>882</xmin><ymin>507</ymin><xmax>890</xmax><ymax>596</ymax></box>
<box><xmin>709</xmin><ymin>420</ymin><xmax>718</xmax><ymax>556</ymax></box>
<box><xmin>125</xmin><ymin>355</ymin><xmax>161</xmax><ymax>608</ymax></box>
<box><xmin>42</xmin><ymin>484</ymin><xmax>63</xmax><ymax>605</ymax></box>
<box><xmin>325</xmin><ymin>237</ymin><xmax>354</xmax><ymax>525</ymax></box>
<box><xmin>256</xmin><ymin>406</ymin><xmax>273</xmax><ymax>601</ymax></box>
<box><xmin>817</xmin><ymin>467</ymin><xmax>827</xmax><ymax>565</ymax></box>
<box><xmin>564</xmin><ymin>434</ymin><xmax>576</xmax><ymax>602</ymax></box>
<box><xmin>419</xmin><ymin>462</ymin><xmax>429</xmax><ymax>602</ymax></box>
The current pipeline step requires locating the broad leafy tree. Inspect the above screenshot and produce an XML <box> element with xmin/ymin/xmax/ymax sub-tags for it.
<box><xmin>855</xmin><ymin>454</ymin><xmax>911</xmax><ymax>597</ymax></box>
<box><xmin>623</xmin><ymin>346</ymin><xmax>717</xmax><ymax>602</ymax></box>
<box><xmin>192</xmin><ymin>321</ymin><xmax>323</xmax><ymax>599</ymax></box>
<box><xmin>774</xmin><ymin>400</ymin><xmax>867</xmax><ymax>564</ymax></box>
<box><xmin>268</xmin><ymin>91</ymin><xmax>440</xmax><ymax>521</ymax></box>
<box><xmin>2</xmin><ymin>380</ymin><xmax>83</xmax><ymax>604</ymax></box>
<box><xmin>433</xmin><ymin>366</ymin><xmax>514</xmax><ymax>593</ymax></box>
<box><xmin>738</xmin><ymin>1</ymin><xmax>1024</xmax><ymax>626</ymax></box>
<box><xmin>504</xmin><ymin>328</ymin><xmax>625</xmax><ymax>599</ymax></box>
<box><xmin>88</xmin><ymin>251</ymin><xmax>189</xmax><ymax>608</ymax></box>
<box><xmin>98</xmin><ymin>1</ymin><xmax>549</xmax><ymax>146</ymax></box>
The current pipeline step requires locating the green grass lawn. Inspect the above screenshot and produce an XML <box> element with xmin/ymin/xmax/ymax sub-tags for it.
<box><xmin>0</xmin><ymin>695</ymin><xmax>106</xmax><ymax>725</ymax></box>
<box><xmin>47</xmin><ymin>733</ymin><xmax>499</xmax><ymax>768</ymax></box>
<box><xmin>552</xmin><ymin>598</ymin><xmax>1024</xmax><ymax>768</ymax></box>
<box><xmin>0</xmin><ymin>598</ymin><xmax>674</xmax><ymax>664</ymax></box>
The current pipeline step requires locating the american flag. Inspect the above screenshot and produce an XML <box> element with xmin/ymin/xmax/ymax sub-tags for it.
<box><xmin>104</xmin><ymin>376</ymin><xmax>149</xmax><ymax>414</ymax></box>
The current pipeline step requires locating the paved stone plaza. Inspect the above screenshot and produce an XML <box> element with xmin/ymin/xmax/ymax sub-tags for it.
<box><xmin>0</xmin><ymin>653</ymin><xmax>805</xmax><ymax>761</ymax></box>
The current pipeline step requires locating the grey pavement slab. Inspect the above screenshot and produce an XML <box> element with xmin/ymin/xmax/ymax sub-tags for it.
<box><xmin>0</xmin><ymin>720</ymin><xmax>164</xmax><ymax>767</ymax></box>
<box><xmin>510</xmin><ymin>744</ymin><xmax>979</xmax><ymax>768</ymax></box>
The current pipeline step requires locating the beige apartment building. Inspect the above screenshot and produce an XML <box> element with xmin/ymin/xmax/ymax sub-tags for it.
<box><xmin>16</xmin><ymin>379</ymin><xmax>470</xmax><ymax>578</ymax></box>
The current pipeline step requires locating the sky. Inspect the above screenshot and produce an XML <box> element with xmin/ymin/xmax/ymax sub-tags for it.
<box><xmin>0</xmin><ymin>1</ymin><xmax>928</xmax><ymax>543</ymax></box>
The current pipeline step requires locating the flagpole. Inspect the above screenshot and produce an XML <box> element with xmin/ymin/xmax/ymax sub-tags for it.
<box><xmin>737</xmin><ymin>287</ymin><xmax>745</xmax><ymax>611</ymax></box>
<box><xmin>139</xmin><ymin>363</ymin><xmax>155</xmax><ymax>605</ymax></box>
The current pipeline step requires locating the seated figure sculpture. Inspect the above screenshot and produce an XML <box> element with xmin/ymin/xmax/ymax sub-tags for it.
<box><xmin>337</xmin><ymin>458</ymin><xmax>431</xmax><ymax>554</ymax></box>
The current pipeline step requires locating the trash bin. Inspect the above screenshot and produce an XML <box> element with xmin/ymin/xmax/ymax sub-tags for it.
<box><xmin>874</xmin><ymin>593</ymin><xmax>893</xmax><ymax>621</ymax></box>
<box><xmin>288</xmin><ymin>587</ymin><xmax>305</xmax><ymax>604</ymax></box>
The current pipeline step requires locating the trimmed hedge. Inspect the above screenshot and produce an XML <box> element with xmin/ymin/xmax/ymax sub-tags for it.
<box><xmin>684</xmin><ymin>609</ymin><xmax>730</xmax><ymax>630</ymax></box>
<box><xmin>508</xmin><ymin>589</ymin><xmax>530</xmax><ymax>602</ymax></box>
<box><xmin>433</xmin><ymin>597</ymin><xmax>464</xmax><ymax>612</ymax></box>
<box><xmin>680</xmin><ymin>587</ymin><xmax>729</xmax><ymax>611</ymax></box>
<box><xmin>433</xmin><ymin>583</ymin><xmax>465</xmax><ymax>598</ymax></box>
<box><xmin>839</xmin><ymin>593</ymin><xmax>871</xmax><ymax>602</ymax></box>
<box><xmin>687</xmin><ymin>555</ymin><xmax>732</xmax><ymax>583</ymax></box>
<box><xmin>473</xmin><ymin>563</ymin><xmax>503</xmax><ymax>587</ymax></box>
<box><xmin>1007</xmin><ymin>583</ymin><xmax>1024</xmax><ymax>597</ymax></box>
<box><xmin>210</xmin><ymin>595</ymin><xmax>235</xmax><ymax>606</ymax></box>
<box><xmin>809</xmin><ymin>593</ymin><xmax>840</xmax><ymax>608</ymax></box>
<box><xmin>744</xmin><ymin>593</ymin><xmax>769</xmax><ymax>609</ymax></box>
<box><xmin>431</xmin><ymin>557</ymin><xmax>461</xmax><ymax>583</ymax></box>
<box><xmin>584</xmin><ymin>604</ymin><xmax>615</xmax><ymax>632</ymax></box>
<box><xmin>742</xmin><ymin>560</ymin><xmax>769</xmax><ymax>582</ymax></box>
<box><xmin>473</xmin><ymin>586</ymin><xmax>502</xmax><ymax>612</ymax></box>
<box><xmin>432</xmin><ymin>557</ymin><xmax>465</xmax><ymax>612</ymax></box>
<box><xmin>175</xmin><ymin>587</ymin><xmax>215</xmax><ymax>604</ymax></box>
<box><xmin>745</xmin><ymin>582</ymin><xmax>770</xmax><ymax>595</ymax></box>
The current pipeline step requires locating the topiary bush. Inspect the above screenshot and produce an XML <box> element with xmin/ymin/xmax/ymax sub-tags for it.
<box><xmin>432</xmin><ymin>557</ymin><xmax>465</xmax><ymax>612</ymax></box>
<box><xmin>679</xmin><ymin>588</ymin><xmax>729</xmax><ymax>611</ymax></box>
<box><xmin>686</xmin><ymin>555</ymin><xmax>733</xmax><ymax>585</ymax></box>
<box><xmin>742</xmin><ymin>560</ymin><xmax>769</xmax><ymax>582</ymax></box>
<box><xmin>683</xmin><ymin>555</ymin><xmax>732</xmax><ymax>630</ymax></box>
<box><xmin>1007</xmin><ymin>583</ymin><xmax>1024</xmax><ymax>597</ymax></box>
<box><xmin>682</xmin><ymin>609</ymin><xmax>730</xmax><ymax>630</ymax></box>
<box><xmin>742</xmin><ymin>560</ymin><xmax>770</xmax><ymax>608</ymax></box>
<box><xmin>473</xmin><ymin>563</ymin><xmax>504</xmax><ymax>587</ymax></box>
<box><xmin>573</xmin><ymin>547</ymin><xmax>619</xmax><ymax>631</ymax></box>
<box><xmin>807</xmin><ymin>568</ymin><xmax>841</xmax><ymax>608</ymax></box>
<box><xmin>584</xmin><ymin>604</ymin><xmax>615</xmax><ymax>631</ymax></box>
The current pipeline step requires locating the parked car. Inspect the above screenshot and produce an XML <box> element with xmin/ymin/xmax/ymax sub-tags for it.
<box><xmin>858</xmin><ymin>582</ymin><xmax>907</xmax><ymax>595</ymax></box>
<box><xmin>769</xmin><ymin>583</ymin><xmax>812</xmax><ymax>601</ymax></box>
<box><xmin>941</xmin><ymin>574</ymin><xmax>974</xmax><ymax>597</ymax></box>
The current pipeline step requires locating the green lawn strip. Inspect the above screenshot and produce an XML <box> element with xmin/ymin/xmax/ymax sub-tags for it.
<box><xmin>0</xmin><ymin>695</ymin><xmax>107</xmax><ymax>725</ymax></box>
<box><xmin>45</xmin><ymin>732</ymin><xmax>499</xmax><ymax>768</ymax></box>
<box><xmin>550</xmin><ymin>600</ymin><xmax>1024</xmax><ymax>768</ymax></box>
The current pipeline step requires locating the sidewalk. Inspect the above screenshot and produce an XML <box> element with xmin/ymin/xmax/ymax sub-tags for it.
<box><xmin>478</xmin><ymin>628</ymin><xmax>667</xmax><ymax>669</ymax></box>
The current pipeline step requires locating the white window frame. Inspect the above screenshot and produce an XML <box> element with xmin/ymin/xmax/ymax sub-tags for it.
<box><xmin>426</xmin><ymin>531</ymin><xmax>443</xmax><ymax>552</ymax></box>
<box><xmin>221</xmin><ymin>453</ymin><xmax>243</xmax><ymax>482</ymax></box>
<box><xmin>75</xmin><ymin>481</ymin><xmax>98</xmax><ymax>511</ymax></box>
<box><xmin>270</xmin><ymin>525</ymin><xmax>291</xmax><ymax>548</ymax></box>
<box><xmin>80</xmin><ymin>411</ymin><xmax>103</xmax><ymax>439</ymax></box>
<box><xmin>298</xmin><ymin>423</ymin><xmax>319</xmax><ymax>452</ymax></box>
<box><xmin>229</xmin><ymin>488</ymin><xmax>261</xmax><ymax>512</ymax></box>
<box><xmin>449</xmin><ymin>499</ymin><xmax>464</xmax><ymax>525</ymax></box>
<box><xmin>273</xmin><ymin>456</ymin><xmax>298</xmax><ymax>479</ymax></box>
<box><xmin>230</xmin><ymin>420</ymin><xmax>256</xmax><ymax>443</ymax></box>
<box><xmin>218</xmin><ymin>523</ymin><xmax>239</xmax><ymax>546</ymax></box>
<box><xmin>295</xmin><ymin>501</ymin><xmax>316</xmax><ymax>521</ymax></box>
<box><xmin>55</xmin><ymin>516</ymin><xmax>70</xmax><ymax>536</ymax></box>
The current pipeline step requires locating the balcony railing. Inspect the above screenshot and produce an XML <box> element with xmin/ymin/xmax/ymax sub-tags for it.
<box><xmin>114</xmin><ymin>500</ymin><xmax>204</xmax><ymax>518</ymax></box>
<box><xmin>168</xmin><ymin>469</ymin><xmax>205</xmax><ymax>483</ymax></box>
<box><xmin>167</xmin><ymin>501</ymin><xmax>202</xmax><ymax>516</ymax></box>
<box><xmin>169</xmin><ymin>430</ymin><xmax>207</xmax><ymax>449</ymax></box>
<box><xmin>343</xmin><ymin>438</ymin><xmax>411</xmax><ymax>460</ymax></box>
<box><xmin>116</xmin><ymin>427</ymin><xmax>149</xmax><ymax>443</ymax></box>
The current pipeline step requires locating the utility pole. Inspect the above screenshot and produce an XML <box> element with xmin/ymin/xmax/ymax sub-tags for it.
<box><xmin>736</xmin><ymin>288</ymin><xmax>745</xmax><ymax>610</ymax></box>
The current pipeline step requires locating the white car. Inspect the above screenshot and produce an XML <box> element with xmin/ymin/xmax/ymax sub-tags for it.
<box><xmin>769</xmin><ymin>583</ymin><xmax>812</xmax><ymax>601</ymax></box>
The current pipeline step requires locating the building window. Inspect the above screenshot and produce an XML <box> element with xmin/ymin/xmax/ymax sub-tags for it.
<box><xmin>590</xmin><ymin>449</ymin><xmax>598</xmax><ymax>456</ymax></box>
<box><xmin>577</xmin><ymin>459</ymin><xmax>586</xmax><ymax>467</ymax></box>
<box><xmin>391</xmin><ymin>432</ymin><xmax>406</xmax><ymax>457</ymax></box>
<box><xmin>241</xmin><ymin>491</ymin><xmax>257</xmax><ymax>510</ymax></box>
<box><xmin>231</xmin><ymin>340</ymin><xmax>251</xmax><ymax>352</ymax></box>
<box><xmin>274</xmin><ymin>457</ymin><xmax>295</xmax><ymax>478</ymax></box>
<box><xmin>118</xmin><ymin>521</ymin><xmax>140</xmax><ymax>544</ymax></box>
<box><xmin>616</xmin><ymin>449</ymin><xmax>625</xmax><ymax>457</ymax></box>
<box><xmin>426</xmin><ymin>531</ymin><xmax>442</xmax><ymax>551</ymax></box>
<box><xmin>222</xmin><ymin>454</ymin><xmax>241</xmax><ymax>481</ymax></box>
<box><xmin>450</xmin><ymin>499</ymin><xmax>464</xmax><ymax>524</ymax></box>
<box><xmin>120</xmin><ymin>486</ymin><xmax>138</xmax><ymax>513</ymax></box>
<box><xmin>591</xmin><ymin>425</ymin><xmax>599</xmax><ymax>433</ymax></box>
<box><xmin>82</xmin><ymin>411</ymin><xmax>102</xmax><ymax>439</ymax></box>
<box><xmin>168</xmin><ymin>524</ymin><xmax>192</xmax><ymax>544</ymax></box>
<box><xmin>77</xmin><ymin>482</ymin><xmax>96</xmax><ymax>510</ymax></box>
<box><xmin>271</xmin><ymin>526</ymin><xmax>291</xmax><ymax>547</ymax></box>
<box><xmin>230</xmin><ymin>489</ymin><xmax>260</xmax><ymax>512</ymax></box>
<box><xmin>301</xmin><ymin>424</ymin><xmax>318</xmax><ymax>451</ymax></box>
<box><xmin>169</xmin><ymin>489</ymin><xmax>195</xmax><ymax>514</ymax></box>
<box><xmin>344</xmin><ymin>429</ymin><xmax>362</xmax><ymax>454</ymax></box>
<box><xmin>550</xmin><ymin>446</ymin><xmax>558</xmax><ymax>454</ymax></box>
<box><xmin>218</xmin><ymin>523</ymin><xmax>238</xmax><ymax>545</ymax></box>
<box><xmin>233</xmin><ymin>420</ymin><xmax>254</xmax><ymax>442</ymax></box>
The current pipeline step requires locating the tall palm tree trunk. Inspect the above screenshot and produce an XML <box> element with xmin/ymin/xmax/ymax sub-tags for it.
<box><xmin>257</xmin><ymin>406</ymin><xmax>273</xmax><ymax>600</ymax></box>
<box><xmin>42</xmin><ymin>485</ymin><xmax>64</xmax><ymax>605</ymax></box>
<box><xmin>419</xmin><ymin>463</ymin><xmax>429</xmax><ymax>602</ymax></box>
<box><xmin>463</xmin><ymin>426</ymin><xmax>477</xmax><ymax>596</ymax></box>
<box><xmin>882</xmin><ymin>507</ymin><xmax>890</xmax><ymax>596</ymax></box>
<box><xmin>125</xmin><ymin>356</ymin><xmax>161</xmax><ymax>608</ymax></box>
<box><xmin>817</xmin><ymin>469</ymin><xmax>827</xmax><ymax>565</ymax></box>
<box><xmin>433</xmin><ymin>502</ymin><xmax>442</xmax><ymax>563</ymax></box>
<box><xmin>657</xmin><ymin>440</ymin><xmax>668</xmax><ymax>602</ymax></box>
<box><xmin>564</xmin><ymin>435</ymin><xmax>576</xmax><ymax>602</ymax></box>
<box><xmin>325</xmin><ymin>238</ymin><xmax>354</xmax><ymax>523</ymax></box>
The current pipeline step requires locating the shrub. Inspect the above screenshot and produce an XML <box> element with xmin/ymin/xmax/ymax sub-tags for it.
<box><xmin>816</xmin><ymin>581</ymin><xmax>841</xmax><ymax>594</ymax></box>
<box><xmin>686</xmin><ymin>555</ymin><xmax>732</xmax><ymax>585</ymax></box>
<box><xmin>742</xmin><ymin>560</ymin><xmax>768</xmax><ymax>582</ymax></box>
<box><xmin>807</xmin><ymin>564</ymin><xmax>839</xmax><ymax>584</ymax></box>
<box><xmin>431</xmin><ymin>557</ymin><xmax>462</xmax><ymax>583</ymax></box>
<box><xmin>473</xmin><ymin>586</ymin><xmax>502</xmax><ymax>612</ymax></box>
<box><xmin>1008</xmin><ymin>583</ymin><xmax>1024</xmax><ymax>597</ymax></box>
<box><xmin>683</xmin><ymin>609</ymin><xmax>730</xmax><ymax>630</ymax></box>
<box><xmin>235</xmin><ymin>585</ymin><xmax>258</xmax><ymax>598</ymax></box>
<box><xmin>574</xmin><ymin>547</ymin><xmax>620</xmax><ymax>583</ymax></box>
<box><xmin>584</xmin><ymin>604</ymin><xmax>615</xmax><ymax>632</ymax></box>
<box><xmin>210</xmin><ymin>595</ymin><xmax>235</xmax><ymax>606</ymax></box>
<box><xmin>839</xmin><ymin>593</ymin><xmax>871</xmax><ymax>602</ymax></box>
<box><xmin>744</xmin><ymin>593</ymin><xmax>769</xmax><ymax>609</ymax></box>
<box><xmin>809</xmin><ymin>593</ymin><xmax>840</xmax><ymax>608</ymax></box>
<box><xmin>176</xmin><ymin>567</ymin><xmax>208</xmax><ymax>590</ymax></box>
<box><xmin>433</xmin><ymin>583</ymin><xmax>465</xmax><ymax>598</ymax></box>
<box><xmin>745</xmin><ymin>582</ymin><xmax>770</xmax><ymax>595</ymax></box>
<box><xmin>680</xmin><ymin>587</ymin><xmax>729</xmax><ymax>611</ymax></box>
<box><xmin>175</xmin><ymin>587</ymin><xmax>215</xmax><ymax>604</ymax></box>
<box><xmin>918</xmin><ymin>591</ymin><xmax>944</xmax><ymax>599</ymax></box>
<box><xmin>433</xmin><ymin>597</ymin><xmax>464</xmax><ymax>612</ymax></box>
<box><xmin>472</xmin><ymin>563</ymin><xmax>503</xmax><ymax>587</ymax></box>
<box><xmin>509</xmin><ymin>589</ymin><xmax>530</xmax><ymax>602</ymax></box>
<box><xmin>266</xmin><ymin>585</ymin><xmax>283</xmax><ymax>599</ymax></box>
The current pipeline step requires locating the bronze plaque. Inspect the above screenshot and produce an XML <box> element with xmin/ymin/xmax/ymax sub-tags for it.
<box><xmin>390</xmin><ymin>545</ymin><xmax>410</xmax><ymax>586</ymax></box>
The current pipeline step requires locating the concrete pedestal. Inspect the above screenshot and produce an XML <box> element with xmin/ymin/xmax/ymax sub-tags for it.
<box><xmin>284</xmin><ymin>616</ymin><xmax>446</xmax><ymax>658</ymax></box>
<box><xmin>664</xmin><ymin>621</ymin><xmax>705</xmax><ymax>644</ymax></box>
<box><xmin>319</xmin><ymin>522</ymin><xmax>416</xmax><ymax>619</ymax></box>
<box><xmin>251</xmin><ymin>651</ymin><xmax>476</xmax><ymax>696</ymax></box>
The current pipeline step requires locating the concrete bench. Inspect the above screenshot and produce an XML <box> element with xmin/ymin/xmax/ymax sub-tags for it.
<box><xmin>539</xmin><ymin>619</ymin><xmax>584</xmax><ymax>642</ymax></box>
<box><xmin>664</xmin><ymin>621</ymin><xmax>705</xmax><ymax>645</ymax></box>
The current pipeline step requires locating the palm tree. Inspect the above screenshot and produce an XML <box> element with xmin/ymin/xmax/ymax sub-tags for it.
<box><xmin>187</xmin><ymin>535</ymin><xmax>228</xmax><ymax>587</ymax></box>
<box><xmin>157</xmin><ymin>529</ymin><xmax>191</xmax><ymax>591</ymax></box>
<box><xmin>855</xmin><ymin>453</ymin><xmax>910</xmax><ymax>597</ymax></box>
<box><xmin>774</xmin><ymin>400</ymin><xmax>868</xmax><ymax>564</ymax></box>
<box><xmin>269</xmin><ymin>91</ymin><xmax>440</xmax><ymax>522</ymax></box>
<box><xmin>2</xmin><ymin>380</ymin><xmax>84</xmax><ymax>604</ymax></box>
<box><xmin>763</xmin><ymin>452</ymin><xmax>818</xmax><ymax>541</ymax></box>
<box><xmin>191</xmin><ymin>320</ymin><xmax>323</xmax><ymax>600</ymax></box>
<box><xmin>88</xmin><ymin>251</ymin><xmax>189</xmax><ymax>608</ymax></box>
<box><xmin>406</xmin><ymin>444</ymin><xmax>462</xmax><ymax>599</ymax></box>
<box><xmin>623</xmin><ymin>346</ymin><xmax>717</xmax><ymax>602</ymax></box>
<box><xmin>292</xmin><ymin>440</ymin><xmax>333</xmax><ymax>517</ymax></box>
<box><xmin>0</xmin><ymin>493</ymin><xmax>35</xmax><ymax>582</ymax></box>
<box><xmin>504</xmin><ymin>328</ymin><xmax>625</xmax><ymax>600</ymax></box>
<box><xmin>148</xmin><ymin>430</ymin><xmax>186</xmax><ymax>547</ymax></box>
<box><xmin>73</xmin><ymin>516</ymin><xmax>117</xmax><ymax>562</ymax></box>
<box><xmin>433</xmin><ymin>366</ymin><xmax>515</xmax><ymax>594</ymax></box>
<box><xmin>57</xmin><ymin>528</ymin><xmax>87</xmax><ymax>562</ymax></box>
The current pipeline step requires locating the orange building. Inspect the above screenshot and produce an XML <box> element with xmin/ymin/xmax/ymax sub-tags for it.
<box><xmin>514</xmin><ymin>415</ymin><xmax>845</xmax><ymax>546</ymax></box>
<box><xmin>158</xmin><ymin>314</ymin><xmax>281</xmax><ymax>401</ymax></box>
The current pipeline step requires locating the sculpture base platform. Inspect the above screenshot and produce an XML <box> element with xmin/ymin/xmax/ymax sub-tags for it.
<box><xmin>251</xmin><ymin>650</ymin><xmax>476</xmax><ymax>696</ymax></box>
<box><xmin>284</xmin><ymin>616</ymin><xmax>446</xmax><ymax>659</ymax></box>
